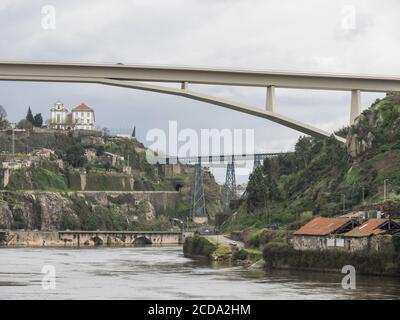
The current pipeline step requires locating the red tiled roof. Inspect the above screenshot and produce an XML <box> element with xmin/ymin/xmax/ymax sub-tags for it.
<box><xmin>73</xmin><ymin>103</ymin><xmax>93</xmax><ymax>111</ymax></box>
<box><xmin>293</xmin><ymin>217</ymin><xmax>352</xmax><ymax>236</ymax></box>
<box><xmin>343</xmin><ymin>219</ymin><xmax>389</xmax><ymax>237</ymax></box>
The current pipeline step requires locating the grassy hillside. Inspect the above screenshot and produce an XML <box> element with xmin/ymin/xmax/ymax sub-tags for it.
<box><xmin>222</xmin><ymin>92</ymin><xmax>400</xmax><ymax>231</ymax></box>
<box><xmin>0</xmin><ymin>131</ymin><xmax>223</xmax><ymax>228</ymax></box>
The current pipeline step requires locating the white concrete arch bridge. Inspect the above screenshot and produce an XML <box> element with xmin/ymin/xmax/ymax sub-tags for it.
<box><xmin>1</xmin><ymin>61</ymin><xmax>400</xmax><ymax>144</ymax></box>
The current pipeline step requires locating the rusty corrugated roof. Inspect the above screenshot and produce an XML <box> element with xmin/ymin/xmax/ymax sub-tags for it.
<box><xmin>293</xmin><ymin>217</ymin><xmax>352</xmax><ymax>236</ymax></box>
<box><xmin>343</xmin><ymin>219</ymin><xmax>388</xmax><ymax>237</ymax></box>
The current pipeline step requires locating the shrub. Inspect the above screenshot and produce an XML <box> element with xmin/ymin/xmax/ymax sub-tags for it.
<box><xmin>183</xmin><ymin>236</ymin><xmax>217</xmax><ymax>258</ymax></box>
<box><xmin>263</xmin><ymin>244</ymin><xmax>400</xmax><ymax>275</ymax></box>
<box><xmin>392</xmin><ymin>234</ymin><xmax>400</xmax><ymax>253</ymax></box>
<box><xmin>233</xmin><ymin>249</ymin><xmax>248</xmax><ymax>261</ymax></box>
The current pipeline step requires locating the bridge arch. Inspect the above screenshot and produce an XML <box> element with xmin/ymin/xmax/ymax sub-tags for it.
<box><xmin>2</xmin><ymin>61</ymin><xmax>397</xmax><ymax>143</ymax></box>
<box><xmin>133</xmin><ymin>235</ymin><xmax>152</xmax><ymax>245</ymax></box>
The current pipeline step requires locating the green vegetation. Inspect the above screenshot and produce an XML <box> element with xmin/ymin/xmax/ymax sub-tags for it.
<box><xmin>183</xmin><ymin>236</ymin><xmax>218</xmax><ymax>258</ymax></box>
<box><xmin>7</xmin><ymin>167</ymin><xmax>68</xmax><ymax>191</ymax></box>
<box><xmin>221</xmin><ymin>93</ymin><xmax>400</xmax><ymax>231</ymax></box>
<box><xmin>63</xmin><ymin>194</ymin><xmax>175</xmax><ymax>231</ymax></box>
<box><xmin>232</xmin><ymin>247</ymin><xmax>263</xmax><ymax>262</ymax></box>
<box><xmin>0</xmin><ymin>132</ymin><xmax>180</xmax><ymax>192</ymax></box>
<box><xmin>263</xmin><ymin>243</ymin><xmax>400</xmax><ymax>276</ymax></box>
<box><xmin>244</xmin><ymin>229</ymin><xmax>288</xmax><ymax>248</ymax></box>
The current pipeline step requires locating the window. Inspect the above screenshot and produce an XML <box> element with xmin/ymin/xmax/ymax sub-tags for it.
<box><xmin>327</xmin><ymin>238</ymin><xmax>335</xmax><ymax>247</ymax></box>
<box><xmin>336</xmin><ymin>238</ymin><xmax>345</xmax><ymax>247</ymax></box>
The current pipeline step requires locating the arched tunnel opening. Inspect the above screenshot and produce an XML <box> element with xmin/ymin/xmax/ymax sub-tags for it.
<box><xmin>133</xmin><ymin>236</ymin><xmax>152</xmax><ymax>245</ymax></box>
<box><xmin>174</xmin><ymin>182</ymin><xmax>184</xmax><ymax>192</ymax></box>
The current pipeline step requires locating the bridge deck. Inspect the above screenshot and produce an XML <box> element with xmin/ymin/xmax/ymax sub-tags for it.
<box><xmin>1</xmin><ymin>61</ymin><xmax>400</xmax><ymax>91</ymax></box>
<box><xmin>59</xmin><ymin>230</ymin><xmax>181</xmax><ymax>235</ymax></box>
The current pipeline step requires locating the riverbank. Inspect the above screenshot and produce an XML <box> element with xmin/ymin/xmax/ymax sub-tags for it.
<box><xmin>183</xmin><ymin>235</ymin><xmax>264</xmax><ymax>267</ymax></box>
<box><xmin>263</xmin><ymin>243</ymin><xmax>400</xmax><ymax>277</ymax></box>
<box><xmin>183</xmin><ymin>232</ymin><xmax>400</xmax><ymax>277</ymax></box>
<box><xmin>0</xmin><ymin>230</ymin><xmax>189</xmax><ymax>247</ymax></box>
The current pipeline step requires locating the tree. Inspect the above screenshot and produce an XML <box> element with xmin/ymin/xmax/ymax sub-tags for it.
<box><xmin>96</xmin><ymin>145</ymin><xmax>105</xmax><ymax>156</ymax></box>
<box><xmin>295</xmin><ymin>136</ymin><xmax>313</xmax><ymax>169</ymax></box>
<box><xmin>26</xmin><ymin>107</ymin><xmax>34</xmax><ymax>124</ymax></box>
<box><xmin>0</xmin><ymin>105</ymin><xmax>7</xmax><ymax>121</ymax></box>
<box><xmin>17</xmin><ymin>119</ymin><xmax>33</xmax><ymax>130</ymax></box>
<box><xmin>0</xmin><ymin>105</ymin><xmax>10</xmax><ymax>130</ymax></box>
<box><xmin>65</xmin><ymin>145</ymin><xmax>86</xmax><ymax>168</ymax></box>
<box><xmin>33</xmin><ymin>113</ymin><xmax>43</xmax><ymax>127</ymax></box>
<box><xmin>102</xmin><ymin>127</ymin><xmax>110</xmax><ymax>137</ymax></box>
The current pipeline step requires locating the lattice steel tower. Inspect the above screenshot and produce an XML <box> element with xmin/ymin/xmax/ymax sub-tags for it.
<box><xmin>190</xmin><ymin>157</ymin><xmax>207</xmax><ymax>219</ymax></box>
<box><xmin>223</xmin><ymin>156</ymin><xmax>237</xmax><ymax>209</ymax></box>
<box><xmin>253</xmin><ymin>154</ymin><xmax>264</xmax><ymax>170</ymax></box>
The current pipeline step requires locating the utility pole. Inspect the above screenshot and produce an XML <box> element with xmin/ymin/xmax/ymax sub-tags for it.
<box><xmin>11</xmin><ymin>123</ymin><xmax>15</xmax><ymax>155</ymax></box>
<box><xmin>362</xmin><ymin>186</ymin><xmax>365</xmax><ymax>206</ymax></box>
<box><xmin>384</xmin><ymin>179</ymin><xmax>389</xmax><ymax>202</ymax></box>
<box><xmin>341</xmin><ymin>194</ymin><xmax>346</xmax><ymax>213</ymax></box>
<box><xmin>267</xmin><ymin>189</ymin><xmax>271</xmax><ymax>225</ymax></box>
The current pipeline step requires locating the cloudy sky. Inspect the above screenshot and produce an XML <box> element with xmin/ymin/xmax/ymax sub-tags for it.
<box><xmin>0</xmin><ymin>0</ymin><xmax>398</xmax><ymax>183</ymax></box>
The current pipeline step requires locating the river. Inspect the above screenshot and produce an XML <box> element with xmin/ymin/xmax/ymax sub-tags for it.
<box><xmin>0</xmin><ymin>246</ymin><xmax>399</xmax><ymax>299</ymax></box>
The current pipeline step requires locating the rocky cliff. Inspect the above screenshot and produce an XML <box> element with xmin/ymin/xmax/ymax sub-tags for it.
<box><xmin>0</xmin><ymin>191</ymin><xmax>179</xmax><ymax>231</ymax></box>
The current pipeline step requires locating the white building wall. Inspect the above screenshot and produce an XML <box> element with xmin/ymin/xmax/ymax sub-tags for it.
<box><xmin>49</xmin><ymin>102</ymin><xmax>68</xmax><ymax>129</ymax></box>
<box><xmin>72</xmin><ymin>111</ymin><xmax>95</xmax><ymax>130</ymax></box>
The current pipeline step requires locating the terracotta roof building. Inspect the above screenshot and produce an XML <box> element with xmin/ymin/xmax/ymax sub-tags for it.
<box><xmin>292</xmin><ymin>217</ymin><xmax>359</xmax><ymax>251</ymax></box>
<box><xmin>72</xmin><ymin>103</ymin><xmax>95</xmax><ymax>131</ymax></box>
<box><xmin>48</xmin><ymin>101</ymin><xmax>95</xmax><ymax>131</ymax></box>
<box><xmin>293</xmin><ymin>217</ymin><xmax>357</xmax><ymax>236</ymax></box>
<box><xmin>344</xmin><ymin>219</ymin><xmax>400</xmax><ymax>237</ymax></box>
<box><xmin>340</xmin><ymin>219</ymin><xmax>400</xmax><ymax>252</ymax></box>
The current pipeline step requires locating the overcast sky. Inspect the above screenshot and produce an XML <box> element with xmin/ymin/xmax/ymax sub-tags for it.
<box><xmin>0</xmin><ymin>0</ymin><xmax>398</xmax><ymax>183</ymax></box>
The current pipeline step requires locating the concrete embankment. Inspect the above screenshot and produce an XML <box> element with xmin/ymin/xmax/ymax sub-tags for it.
<box><xmin>0</xmin><ymin>230</ymin><xmax>194</xmax><ymax>247</ymax></box>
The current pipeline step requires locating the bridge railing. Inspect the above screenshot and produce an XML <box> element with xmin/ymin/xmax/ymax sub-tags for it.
<box><xmin>157</xmin><ymin>152</ymin><xmax>293</xmax><ymax>165</ymax></box>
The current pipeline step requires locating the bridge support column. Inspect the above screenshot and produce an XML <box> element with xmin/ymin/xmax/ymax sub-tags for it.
<box><xmin>350</xmin><ymin>89</ymin><xmax>361</xmax><ymax>125</ymax></box>
<box><xmin>266</xmin><ymin>85</ymin><xmax>276</xmax><ymax>112</ymax></box>
<box><xmin>223</xmin><ymin>156</ymin><xmax>237</xmax><ymax>210</ymax></box>
<box><xmin>253</xmin><ymin>154</ymin><xmax>263</xmax><ymax>170</ymax></box>
<box><xmin>181</xmin><ymin>81</ymin><xmax>188</xmax><ymax>90</ymax></box>
<box><xmin>190</xmin><ymin>157</ymin><xmax>207</xmax><ymax>223</ymax></box>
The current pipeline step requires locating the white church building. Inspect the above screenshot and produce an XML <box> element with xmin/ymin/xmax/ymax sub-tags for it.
<box><xmin>49</xmin><ymin>101</ymin><xmax>69</xmax><ymax>130</ymax></box>
<box><xmin>49</xmin><ymin>101</ymin><xmax>95</xmax><ymax>130</ymax></box>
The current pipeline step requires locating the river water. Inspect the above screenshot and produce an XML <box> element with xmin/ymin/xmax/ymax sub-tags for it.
<box><xmin>0</xmin><ymin>246</ymin><xmax>399</xmax><ymax>300</ymax></box>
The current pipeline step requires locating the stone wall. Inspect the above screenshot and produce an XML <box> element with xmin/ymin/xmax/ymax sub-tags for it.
<box><xmin>161</xmin><ymin>164</ymin><xmax>184</xmax><ymax>178</ymax></box>
<box><xmin>70</xmin><ymin>191</ymin><xmax>180</xmax><ymax>214</ymax></box>
<box><xmin>68</xmin><ymin>171</ymin><xmax>135</xmax><ymax>191</ymax></box>
<box><xmin>1</xmin><ymin>230</ymin><xmax>182</xmax><ymax>247</ymax></box>
<box><xmin>292</xmin><ymin>234</ymin><xmax>394</xmax><ymax>252</ymax></box>
<box><xmin>292</xmin><ymin>235</ymin><xmax>328</xmax><ymax>250</ymax></box>
<box><xmin>346</xmin><ymin>235</ymin><xmax>394</xmax><ymax>252</ymax></box>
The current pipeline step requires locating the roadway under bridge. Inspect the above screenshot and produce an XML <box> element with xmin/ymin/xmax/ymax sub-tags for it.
<box><xmin>1</xmin><ymin>61</ymin><xmax>400</xmax><ymax>143</ymax></box>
